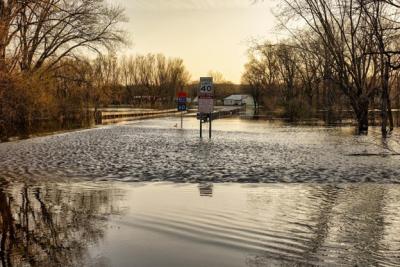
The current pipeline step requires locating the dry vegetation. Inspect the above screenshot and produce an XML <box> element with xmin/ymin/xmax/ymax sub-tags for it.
<box><xmin>0</xmin><ymin>0</ymin><xmax>191</xmax><ymax>140</ymax></box>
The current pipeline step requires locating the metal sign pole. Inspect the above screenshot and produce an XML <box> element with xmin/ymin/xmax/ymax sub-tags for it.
<box><xmin>177</xmin><ymin>91</ymin><xmax>187</xmax><ymax>129</ymax></box>
<box><xmin>209</xmin><ymin>114</ymin><xmax>212</xmax><ymax>139</ymax></box>
<box><xmin>181</xmin><ymin>111</ymin><xmax>183</xmax><ymax>129</ymax></box>
<box><xmin>200</xmin><ymin>118</ymin><xmax>203</xmax><ymax>138</ymax></box>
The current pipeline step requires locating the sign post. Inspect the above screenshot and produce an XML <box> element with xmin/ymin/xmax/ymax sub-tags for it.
<box><xmin>209</xmin><ymin>114</ymin><xmax>212</xmax><ymax>139</ymax></box>
<box><xmin>198</xmin><ymin>77</ymin><xmax>214</xmax><ymax>138</ymax></box>
<box><xmin>177</xmin><ymin>91</ymin><xmax>188</xmax><ymax>129</ymax></box>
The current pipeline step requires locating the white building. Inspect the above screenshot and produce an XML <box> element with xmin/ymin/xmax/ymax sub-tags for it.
<box><xmin>223</xmin><ymin>95</ymin><xmax>254</xmax><ymax>106</ymax></box>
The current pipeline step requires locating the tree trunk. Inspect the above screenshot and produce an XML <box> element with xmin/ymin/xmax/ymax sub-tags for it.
<box><xmin>381</xmin><ymin>90</ymin><xmax>388</xmax><ymax>136</ymax></box>
<box><xmin>254</xmin><ymin>93</ymin><xmax>259</xmax><ymax>113</ymax></box>
<box><xmin>355</xmin><ymin>96</ymin><xmax>369</xmax><ymax>134</ymax></box>
<box><xmin>381</xmin><ymin>60</ymin><xmax>390</xmax><ymax>137</ymax></box>
<box><xmin>0</xmin><ymin>1</ymin><xmax>12</xmax><ymax>74</ymax></box>
<box><xmin>397</xmin><ymin>88</ymin><xmax>400</xmax><ymax>127</ymax></box>
<box><xmin>388</xmin><ymin>97</ymin><xmax>394</xmax><ymax>132</ymax></box>
<box><xmin>0</xmin><ymin>29</ymin><xmax>7</xmax><ymax>73</ymax></box>
<box><xmin>0</xmin><ymin>47</ymin><xmax>5</xmax><ymax>73</ymax></box>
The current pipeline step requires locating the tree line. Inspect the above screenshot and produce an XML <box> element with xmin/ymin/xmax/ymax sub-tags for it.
<box><xmin>0</xmin><ymin>0</ymin><xmax>190</xmax><ymax>140</ymax></box>
<box><xmin>244</xmin><ymin>0</ymin><xmax>400</xmax><ymax>135</ymax></box>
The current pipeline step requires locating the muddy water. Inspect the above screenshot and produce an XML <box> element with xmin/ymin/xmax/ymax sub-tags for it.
<box><xmin>1</xmin><ymin>117</ymin><xmax>400</xmax><ymax>266</ymax></box>
<box><xmin>1</xmin><ymin>118</ymin><xmax>400</xmax><ymax>183</ymax></box>
<box><xmin>1</xmin><ymin>182</ymin><xmax>400</xmax><ymax>266</ymax></box>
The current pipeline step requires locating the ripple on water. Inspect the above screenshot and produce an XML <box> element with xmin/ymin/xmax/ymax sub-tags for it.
<box><xmin>1</xmin><ymin>181</ymin><xmax>400</xmax><ymax>266</ymax></box>
<box><xmin>1</xmin><ymin>119</ymin><xmax>400</xmax><ymax>183</ymax></box>
<box><xmin>104</xmin><ymin>183</ymin><xmax>400</xmax><ymax>266</ymax></box>
<box><xmin>0</xmin><ymin>119</ymin><xmax>400</xmax><ymax>182</ymax></box>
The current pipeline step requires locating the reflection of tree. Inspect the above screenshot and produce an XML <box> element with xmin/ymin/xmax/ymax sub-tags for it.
<box><xmin>244</xmin><ymin>184</ymin><xmax>393</xmax><ymax>266</ymax></box>
<box><xmin>334</xmin><ymin>185</ymin><xmax>387</xmax><ymax>266</ymax></box>
<box><xmin>0</xmin><ymin>179</ymin><xmax>123</xmax><ymax>267</ymax></box>
<box><xmin>301</xmin><ymin>185</ymin><xmax>339</xmax><ymax>261</ymax></box>
<box><xmin>0</xmin><ymin>185</ymin><xmax>15</xmax><ymax>267</ymax></box>
<box><xmin>244</xmin><ymin>185</ymin><xmax>338</xmax><ymax>266</ymax></box>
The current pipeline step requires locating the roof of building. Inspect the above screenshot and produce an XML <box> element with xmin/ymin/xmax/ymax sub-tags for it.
<box><xmin>224</xmin><ymin>95</ymin><xmax>249</xmax><ymax>101</ymax></box>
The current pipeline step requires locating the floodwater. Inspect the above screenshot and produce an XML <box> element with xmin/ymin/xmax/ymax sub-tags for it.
<box><xmin>1</xmin><ymin>117</ymin><xmax>400</xmax><ymax>266</ymax></box>
<box><xmin>1</xmin><ymin>117</ymin><xmax>400</xmax><ymax>183</ymax></box>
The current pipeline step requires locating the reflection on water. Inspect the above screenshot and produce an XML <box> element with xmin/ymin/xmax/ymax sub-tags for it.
<box><xmin>2</xmin><ymin>119</ymin><xmax>400</xmax><ymax>266</ymax></box>
<box><xmin>0</xmin><ymin>179</ymin><xmax>123</xmax><ymax>267</ymax></box>
<box><xmin>199</xmin><ymin>183</ymin><xmax>213</xmax><ymax>197</ymax></box>
<box><xmin>243</xmin><ymin>184</ymin><xmax>400</xmax><ymax>266</ymax></box>
<box><xmin>1</xmin><ymin>181</ymin><xmax>400</xmax><ymax>266</ymax></box>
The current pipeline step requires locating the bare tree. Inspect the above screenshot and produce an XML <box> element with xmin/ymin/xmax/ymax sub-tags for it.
<box><xmin>8</xmin><ymin>0</ymin><xmax>126</xmax><ymax>73</ymax></box>
<box><xmin>208</xmin><ymin>70</ymin><xmax>226</xmax><ymax>84</ymax></box>
<box><xmin>359</xmin><ymin>0</ymin><xmax>400</xmax><ymax>135</ymax></box>
<box><xmin>384</xmin><ymin>0</ymin><xmax>400</xmax><ymax>8</ymax></box>
<box><xmin>0</xmin><ymin>0</ymin><xmax>23</xmax><ymax>72</ymax></box>
<box><xmin>278</xmin><ymin>0</ymin><xmax>383</xmax><ymax>133</ymax></box>
<box><xmin>275</xmin><ymin>44</ymin><xmax>299</xmax><ymax>119</ymax></box>
<box><xmin>106</xmin><ymin>53</ymin><xmax>190</xmax><ymax>108</ymax></box>
<box><xmin>242</xmin><ymin>43</ymin><xmax>279</xmax><ymax>111</ymax></box>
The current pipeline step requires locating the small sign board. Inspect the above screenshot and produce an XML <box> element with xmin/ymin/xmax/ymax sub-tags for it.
<box><xmin>198</xmin><ymin>99</ymin><xmax>213</xmax><ymax>114</ymax></box>
<box><xmin>178</xmin><ymin>104</ymin><xmax>187</xmax><ymax>112</ymax></box>
<box><xmin>198</xmin><ymin>77</ymin><xmax>214</xmax><ymax>114</ymax></box>
<box><xmin>177</xmin><ymin>91</ymin><xmax>187</xmax><ymax>112</ymax></box>
<box><xmin>199</xmin><ymin>77</ymin><xmax>214</xmax><ymax>97</ymax></box>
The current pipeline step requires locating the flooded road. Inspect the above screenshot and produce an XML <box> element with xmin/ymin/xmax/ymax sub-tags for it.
<box><xmin>1</xmin><ymin>117</ymin><xmax>400</xmax><ymax>266</ymax></box>
<box><xmin>1</xmin><ymin>118</ymin><xmax>400</xmax><ymax>183</ymax></box>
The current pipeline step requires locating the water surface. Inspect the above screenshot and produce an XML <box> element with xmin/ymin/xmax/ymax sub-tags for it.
<box><xmin>0</xmin><ymin>118</ymin><xmax>400</xmax><ymax>183</ymax></box>
<box><xmin>1</xmin><ymin>117</ymin><xmax>400</xmax><ymax>266</ymax></box>
<box><xmin>1</xmin><ymin>182</ymin><xmax>400</xmax><ymax>266</ymax></box>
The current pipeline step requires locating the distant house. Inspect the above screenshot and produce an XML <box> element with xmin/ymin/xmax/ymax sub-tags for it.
<box><xmin>223</xmin><ymin>95</ymin><xmax>254</xmax><ymax>106</ymax></box>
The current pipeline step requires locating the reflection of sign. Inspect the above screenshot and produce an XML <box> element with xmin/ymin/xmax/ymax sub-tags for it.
<box><xmin>177</xmin><ymin>91</ymin><xmax>187</xmax><ymax>112</ymax></box>
<box><xmin>198</xmin><ymin>77</ymin><xmax>214</xmax><ymax>114</ymax></box>
<box><xmin>199</xmin><ymin>183</ymin><xmax>213</xmax><ymax>197</ymax></box>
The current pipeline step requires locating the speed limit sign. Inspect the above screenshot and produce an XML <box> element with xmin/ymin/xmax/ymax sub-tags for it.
<box><xmin>199</xmin><ymin>77</ymin><xmax>214</xmax><ymax>96</ymax></box>
<box><xmin>198</xmin><ymin>77</ymin><xmax>214</xmax><ymax>114</ymax></box>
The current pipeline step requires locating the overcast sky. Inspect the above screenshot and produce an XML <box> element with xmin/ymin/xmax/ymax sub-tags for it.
<box><xmin>113</xmin><ymin>0</ymin><xmax>277</xmax><ymax>83</ymax></box>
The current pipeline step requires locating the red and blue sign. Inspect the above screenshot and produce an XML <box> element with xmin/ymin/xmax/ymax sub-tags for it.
<box><xmin>177</xmin><ymin>92</ymin><xmax>188</xmax><ymax>111</ymax></box>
